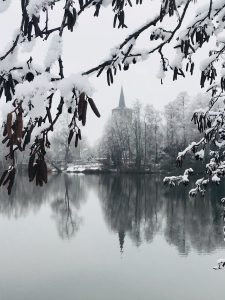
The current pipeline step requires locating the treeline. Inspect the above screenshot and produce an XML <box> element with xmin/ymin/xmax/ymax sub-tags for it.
<box><xmin>0</xmin><ymin>91</ymin><xmax>214</xmax><ymax>173</ymax></box>
<box><xmin>0</xmin><ymin>112</ymin><xmax>92</xmax><ymax>171</ymax></box>
<box><xmin>97</xmin><ymin>92</ymin><xmax>212</xmax><ymax>171</ymax></box>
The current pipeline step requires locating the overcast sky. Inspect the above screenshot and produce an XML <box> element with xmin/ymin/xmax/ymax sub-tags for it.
<box><xmin>0</xmin><ymin>0</ymin><xmax>206</xmax><ymax>145</ymax></box>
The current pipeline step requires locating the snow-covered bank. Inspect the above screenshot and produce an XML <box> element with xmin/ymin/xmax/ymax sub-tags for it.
<box><xmin>51</xmin><ymin>163</ymin><xmax>158</xmax><ymax>174</ymax></box>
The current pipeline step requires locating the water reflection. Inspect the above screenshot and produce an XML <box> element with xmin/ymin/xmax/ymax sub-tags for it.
<box><xmin>98</xmin><ymin>175</ymin><xmax>163</xmax><ymax>250</ymax></box>
<box><xmin>51</xmin><ymin>176</ymin><xmax>84</xmax><ymax>239</ymax></box>
<box><xmin>0</xmin><ymin>173</ymin><xmax>224</xmax><ymax>255</ymax></box>
<box><xmin>97</xmin><ymin>174</ymin><xmax>225</xmax><ymax>255</ymax></box>
<box><xmin>0</xmin><ymin>174</ymin><xmax>88</xmax><ymax>239</ymax></box>
<box><xmin>164</xmin><ymin>186</ymin><xmax>224</xmax><ymax>255</ymax></box>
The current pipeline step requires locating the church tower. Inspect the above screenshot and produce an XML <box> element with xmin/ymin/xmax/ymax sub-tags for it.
<box><xmin>110</xmin><ymin>87</ymin><xmax>132</xmax><ymax>167</ymax></box>
<box><xmin>112</xmin><ymin>87</ymin><xmax>132</xmax><ymax>121</ymax></box>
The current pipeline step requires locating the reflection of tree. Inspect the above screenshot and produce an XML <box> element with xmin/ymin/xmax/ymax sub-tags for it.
<box><xmin>51</xmin><ymin>175</ymin><xmax>83</xmax><ymax>239</ymax></box>
<box><xmin>164</xmin><ymin>184</ymin><xmax>225</xmax><ymax>255</ymax></box>
<box><xmin>0</xmin><ymin>174</ymin><xmax>52</xmax><ymax>218</ymax></box>
<box><xmin>98</xmin><ymin>174</ymin><xmax>225</xmax><ymax>255</ymax></box>
<box><xmin>98</xmin><ymin>175</ymin><xmax>163</xmax><ymax>250</ymax></box>
<box><xmin>164</xmin><ymin>188</ymin><xmax>191</xmax><ymax>255</ymax></box>
<box><xmin>1</xmin><ymin>173</ymin><xmax>225</xmax><ymax>252</ymax></box>
<box><xmin>0</xmin><ymin>174</ymin><xmax>88</xmax><ymax>239</ymax></box>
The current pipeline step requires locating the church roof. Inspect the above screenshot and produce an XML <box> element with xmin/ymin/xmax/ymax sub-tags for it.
<box><xmin>119</xmin><ymin>87</ymin><xmax>126</xmax><ymax>108</ymax></box>
<box><xmin>112</xmin><ymin>87</ymin><xmax>132</xmax><ymax>115</ymax></box>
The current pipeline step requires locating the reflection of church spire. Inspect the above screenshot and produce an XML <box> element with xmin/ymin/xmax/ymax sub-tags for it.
<box><xmin>118</xmin><ymin>231</ymin><xmax>125</xmax><ymax>253</ymax></box>
<box><xmin>119</xmin><ymin>87</ymin><xmax>126</xmax><ymax>108</ymax></box>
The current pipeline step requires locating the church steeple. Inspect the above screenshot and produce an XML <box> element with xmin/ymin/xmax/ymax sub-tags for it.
<box><xmin>119</xmin><ymin>87</ymin><xmax>126</xmax><ymax>108</ymax></box>
<box><xmin>118</xmin><ymin>231</ymin><xmax>125</xmax><ymax>253</ymax></box>
<box><xmin>112</xmin><ymin>87</ymin><xmax>132</xmax><ymax>121</ymax></box>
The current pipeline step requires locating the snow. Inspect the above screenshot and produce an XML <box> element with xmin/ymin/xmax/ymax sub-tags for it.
<box><xmin>204</xmin><ymin>21</ymin><xmax>215</xmax><ymax>37</ymax></box>
<box><xmin>221</xmin><ymin>68</ymin><xmax>225</xmax><ymax>77</ymax></box>
<box><xmin>170</xmin><ymin>52</ymin><xmax>183</xmax><ymax>69</ymax></box>
<box><xmin>195</xmin><ymin>149</ymin><xmax>204</xmax><ymax>160</ymax></box>
<box><xmin>179</xmin><ymin>174</ymin><xmax>189</xmax><ymax>185</ymax></box>
<box><xmin>177</xmin><ymin>141</ymin><xmax>198</xmax><ymax>158</ymax></box>
<box><xmin>213</xmin><ymin>0</ymin><xmax>225</xmax><ymax>10</ymax></box>
<box><xmin>212</xmin><ymin>174</ymin><xmax>221</xmax><ymax>183</ymax></box>
<box><xmin>101</xmin><ymin>0</ymin><xmax>112</xmax><ymax>7</ymax></box>
<box><xmin>164</xmin><ymin>169</ymin><xmax>193</xmax><ymax>187</ymax></box>
<box><xmin>20</xmin><ymin>39</ymin><xmax>36</xmax><ymax>53</ymax></box>
<box><xmin>57</xmin><ymin>73</ymin><xmax>94</xmax><ymax>98</ymax></box>
<box><xmin>156</xmin><ymin>64</ymin><xmax>166</xmax><ymax>80</ymax></box>
<box><xmin>15</xmin><ymin>73</ymin><xmax>54</xmax><ymax>118</ymax></box>
<box><xmin>27</xmin><ymin>0</ymin><xmax>55</xmax><ymax>18</ymax></box>
<box><xmin>213</xmin><ymin>258</ymin><xmax>225</xmax><ymax>270</ymax></box>
<box><xmin>15</xmin><ymin>73</ymin><xmax>52</xmax><ymax>99</ymax></box>
<box><xmin>215</xmin><ymin>140</ymin><xmax>225</xmax><ymax>149</ymax></box>
<box><xmin>199</xmin><ymin>55</ymin><xmax>217</xmax><ymax>71</ymax></box>
<box><xmin>44</xmin><ymin>35</ymin><xmax>63</xmax><ymax>68</ymax></box>
<box><xmin>189</xmin><ymin>188</ymin><xmax>198</xmax><ymax>197</ymax></box>
<box><xmin>203</xmin><ymin>179</ymin><xmax>209</xmax><ymax>185</ymax></box>
<box><xmin>0</xmin><ymin>30</ymin><xmax>20</xmax><ymax>73</ymax></box>
<box><xmin>195</xmin><ymin>178</ymin><xmax>204</xmax><ymax>186</ymax></box>
<box><xmin>216</xmin><ymin>32</ymin><xmax>225</xmax><ymax>43</ymax></box>
<box><xmin>66</xmin><ymin>163</ymin><xmax>103</xmax><ymax>173</ymax></box>
<box><xmin>184</xmin><ymin>168</ymin><xmax>194</xmax><ymax>175</ymax></box>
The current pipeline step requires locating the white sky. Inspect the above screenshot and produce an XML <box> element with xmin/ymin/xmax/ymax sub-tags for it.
<box><xmin>0</xmin><ymin>0</ymin><xmax>207</xmax><ymax>145</ymax></box>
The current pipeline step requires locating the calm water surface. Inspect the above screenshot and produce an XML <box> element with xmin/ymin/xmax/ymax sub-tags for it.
<box><xmin>0</xmin><ymin>174</ymin><xmax>225</xmax><ymax>300</ymax></box>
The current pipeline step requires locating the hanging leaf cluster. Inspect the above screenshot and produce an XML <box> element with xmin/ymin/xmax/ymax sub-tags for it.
<box><xmin>200</xmin><ymin>65</ymin><xmax>217</xmax><ymax>88</ymax></box>
<box><xmin>0</xmin><ymin>74</ymin><xmax>16</xmax><ymax>102</ymax></box>
<box><xmin>191</xmin><ymin>112</ymin><xmax>212</xmax><ymax>133</ymax></box>
<box><xmin>160</xmin><ymin>0</ymin><xmax>177</xmax><ymax>21</ymax></box>
<box><xmin>28</xmin><ymin>138</ymin><xmax>48</xmax><ymax>186</ymax></box>
<box><xmin>112</xmin><ymin>0</ymin><xmax>132</xmax><ymax>28</ymax></box>
<box><xmin>2</xmin><ymin>105</ymin><xmax>24</xmax><ymax>156</ymax></box>
<box><xmin>23</xmin><ymin>14</ymin><xmax>43</xmax><ymax>40</ymax></box>
<box><xmin>65</xmin><ymin>5</ymin><xmax>77</xmax><ymax>32</ymax></box>
<box><xmin>67</xmin><ymin>92</ymin><xmax>101</xmax><ymax>148</ymax></box>
<box><xmin>0</xmin><ymin>166</ymin><xmax>16</xmax><ymax>195</ymax></box>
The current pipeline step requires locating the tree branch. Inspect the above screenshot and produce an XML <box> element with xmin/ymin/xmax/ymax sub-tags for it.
<box><xmin>83</xmin><ymin>0</ymin><xmax>191</xmax><ymax>76</ymax></box>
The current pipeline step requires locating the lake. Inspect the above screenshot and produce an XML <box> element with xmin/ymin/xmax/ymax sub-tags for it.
<box><xmin>0</xmin><ymin>174</ymin><xmax>225</xmax><ymax>300</ymax></box>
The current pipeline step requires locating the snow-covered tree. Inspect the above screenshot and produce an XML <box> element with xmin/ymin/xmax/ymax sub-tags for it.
<box><xmin>1</xmin><ymin>0</ymin><xmax>225</xmax><ymax>194</ymax></box>
<box><xmin>99</xmin><ymin>110</ymin><xmax>132</xmax><ymax>167</ymax></box>
<box><xmin>143</xmin><ymin>104</ymin><xmax>162</xmax><ymax>166</ymax></box>
<box><xmin>164</xmin><ymin>92</ymin><xmax>190</xmax><ymax>160</ymax></box>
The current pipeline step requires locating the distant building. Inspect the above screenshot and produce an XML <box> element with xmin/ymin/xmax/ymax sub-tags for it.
<box><xmin>110</xmin><ymin>87</ymin><xmax>133</xmax><ymax>167</ymax></box>
<box><xmin>112</xmin><ymin>87</ymin><xmax>132</xmax><ymax>121</ymax></box>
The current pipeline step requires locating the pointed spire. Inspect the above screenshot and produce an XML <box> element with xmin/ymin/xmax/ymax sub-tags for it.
<box><xmin>119</xmin><ymin>87</ymin><xmax>126</xmax><ymax>108</ymax></box>
<box><xmin>118</xmin><ymin>231</ymin><xmax>125</xmax><ymax>253</ymax></box>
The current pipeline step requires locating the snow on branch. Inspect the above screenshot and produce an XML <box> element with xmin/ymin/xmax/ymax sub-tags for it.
<box><xmin>163</xmin><ymin>168</ymin><xmax>194</xmax><ymax>187</ymax></box>
<box><xmin>44</xmin><ymin>35</ymin><xmax>63</xmax><ymax>68</ymax></box>
<box><xmin>213</xmin><ymin>259</ymin><xmax>225</xmax><ymax>270</ymax></box>
<box><xmin>27</xmin><ymin>0</ymin><xmax>56</xmax><ymax>18</ymax></box>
